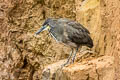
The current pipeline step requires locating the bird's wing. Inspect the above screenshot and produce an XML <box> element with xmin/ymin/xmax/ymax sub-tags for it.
<box><xmin>66</xmin><ymin>21</ymin><xmax>93</xmax><ymax>47</ymax></box>
<box><xmin>67</xmin><ymin>21</ymin><xmax>90</xmax><ymax>34</ymax></box>
<box><xmin>58</xmin><ymin>18</ymin><xmax>90</xmax><ymax>34</ymax></box>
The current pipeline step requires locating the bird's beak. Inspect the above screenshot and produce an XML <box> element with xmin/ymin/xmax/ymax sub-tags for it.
<box><xmin>35</xmin><ymin>26</ymin><xmax>46</xmax><ymax>35</ymax></box>
<box><xmin>35</xmin><ymin>25</ymin><xmax>50</xmax><ymax>35</ymax></box>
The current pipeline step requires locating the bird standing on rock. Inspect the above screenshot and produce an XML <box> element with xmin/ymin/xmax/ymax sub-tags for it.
<box><xmin>35</xmin><ymin>18</ymin><xmax>93</xmax><ymax>66</ymax></box>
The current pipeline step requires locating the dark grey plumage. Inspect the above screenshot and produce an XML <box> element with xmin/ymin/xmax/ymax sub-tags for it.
<box><xmin>35</xmin><ymin>18</ymin><xmax>93</xmax><ymax>66</ymax></box>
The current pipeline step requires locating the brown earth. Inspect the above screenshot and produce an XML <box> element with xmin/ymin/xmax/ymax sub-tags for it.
<box><xmin>0</xmin><ymin>0</ymin><xmax>120</xmax><ymax>80</ymax></box>
<box><xmin>42</xmin><ymin>56</ymin><xmax>114</xmax><ymax>80</ymax></box>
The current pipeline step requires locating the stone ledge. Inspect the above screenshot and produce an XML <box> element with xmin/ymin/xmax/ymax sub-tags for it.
<box><xmin>42</xmin><ymin>56</ymin><xmax>114</xmax><ymax>80</ymax></box>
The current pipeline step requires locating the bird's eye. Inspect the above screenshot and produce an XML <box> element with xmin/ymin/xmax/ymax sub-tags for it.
<box><xmin>46</xmin><ymin>24</ymin><xmax>49</xmax><ymax>26</ymax></box>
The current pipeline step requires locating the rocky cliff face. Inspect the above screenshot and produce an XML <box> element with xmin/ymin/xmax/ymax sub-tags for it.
<box><xmin>0</xmin><ymin>0</ymin><xmax>120</xmax><ymax>80</ymax></box>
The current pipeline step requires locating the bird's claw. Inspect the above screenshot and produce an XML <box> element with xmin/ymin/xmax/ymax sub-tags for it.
<box><xmin>60</xmin><ymin>61</ymin><xmax>70</xmax><ymax>69</ymax></box>
<box><xmin>72</xmin><ymin>58</ymin><xmax>75</xmax><ymax>63</ymax></box>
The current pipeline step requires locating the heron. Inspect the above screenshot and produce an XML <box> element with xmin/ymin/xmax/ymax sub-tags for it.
<box><xmin>35</xmin><ymin>18</ymin><xmax>93</xmax><ymax>66</ymax></box>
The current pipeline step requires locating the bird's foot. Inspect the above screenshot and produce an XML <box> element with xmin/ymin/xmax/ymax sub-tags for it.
<box><xmin>60</xmin><ymin>60</ymin><xmax>70</xmax><ymax>69</ymax></box>
<box><xmin>71</xmin><ymin>58</ymin><xmax>75</xmax><ymax>63</ymax></box>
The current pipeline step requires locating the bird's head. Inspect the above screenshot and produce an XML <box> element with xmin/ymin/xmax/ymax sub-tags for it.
<box><xmin>35</xmin><ymin>18</ymin><xmax>52</xmax><ymax>35</ymax></box>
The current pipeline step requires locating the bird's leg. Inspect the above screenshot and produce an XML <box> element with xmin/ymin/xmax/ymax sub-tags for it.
<box><xmin>72</xmin><ymin>47</ymin><xmax>78</xmax><ymax>63</ymax></box>
<box><xmin>65</xmin><ymin>48</ymin><xmax>74</xmax><ymax>65</ymax></box>
<box><xmin>62</xmin><ymin>48</ymin><xmax>74</xmax><ymax>67</ymax></box>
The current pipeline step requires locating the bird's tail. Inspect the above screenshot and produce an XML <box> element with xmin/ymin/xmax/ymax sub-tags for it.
<box><xmin>87</xmin><ymin>37</ymin><xmax>93</xmax><ymax>48</ymax></box>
